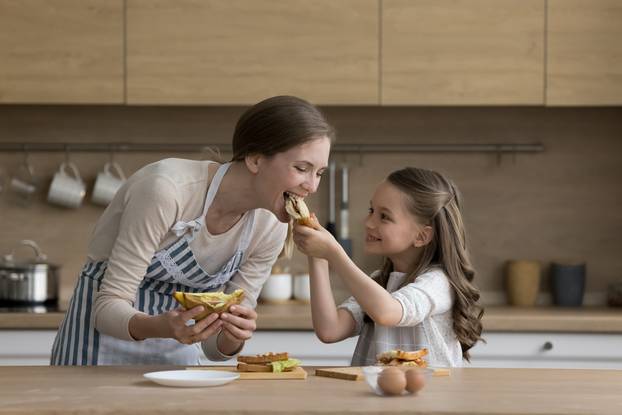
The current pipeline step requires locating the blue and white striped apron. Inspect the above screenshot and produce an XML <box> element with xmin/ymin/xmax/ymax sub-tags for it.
<box><xmin>50</xmin><ymin>162</ymin><xmax>255</xmax><ymax>365</ymax></box>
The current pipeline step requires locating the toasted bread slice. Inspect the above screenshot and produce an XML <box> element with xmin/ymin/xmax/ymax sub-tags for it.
<box><xmin>237</xmin><ymin>352</ymin><xmax>289</xmax><ymax>364</ymax></box>
<box><xmin>236</xmin><ymin>362</ymin><xmax>297</xmax><ymax>373</ymax></box>
<box><xmin>297</xmin><ymin>215</ymin><xmax>321</xmax><ymax>230</ymax></box>
<box><xmin>284</xmin><ymin>193</ymin><xmax>320</xmax><ymax>229</ymax></box>
<box><xmin>236</xmin><ymin>362</ymin><xmax>272</xmax><ymax>372</ymax></box>
<box><xmin>376</xmin><ymin>348</ymin><xmax>428</xmax><ymax>364</ymax></box>
<box><xmin>396</xmin><ymin>348</ymin><xmax>428</xmax><ymax>361</ymax></box>
<box><xmin>173</xmin><ymin>289</ymin><xmax>244</xmax><ymax>321</ymax></box>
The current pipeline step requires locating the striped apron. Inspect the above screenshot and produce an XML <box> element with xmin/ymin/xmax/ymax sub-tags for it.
<box><xmin>50</xmin><ymin>162</ymin><xmax>255</xmax><ymax>365</ymax></box>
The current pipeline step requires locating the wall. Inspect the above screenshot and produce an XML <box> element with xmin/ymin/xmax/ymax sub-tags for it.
<box><xmin>1</xmin><ymin>106</ymin><xmax>621</xmax><ymax>306</ymax></box>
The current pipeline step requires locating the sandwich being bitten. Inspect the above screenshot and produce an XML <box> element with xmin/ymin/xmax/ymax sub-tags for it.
<box><xmin>284</xmin><ymin>192</ymin><xmax>318</xmax><ymax>229</ymax></box>
<box><xmin>376</xmin><ymin>348</ymin><xmax>428</xmax><ymax>368</ymax></box>
<box><xmin>173</xmin><ymin>289</ymin><xmax>244</xmax><ymax>321</ymax></box>
<box><xmin>237</xmin><ymin>352</ymin><xmax>301</xmax><ymax>373</ymax></box>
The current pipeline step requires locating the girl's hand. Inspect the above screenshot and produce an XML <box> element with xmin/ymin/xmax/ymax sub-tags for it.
<box><xmin>293</xmin><ymin>215</ymin><xmax>339</xmax><ymax>259</ymax></box>
<box><xmin>219</xmin><ymin>304</ymin><xmax>257</xmax><ymax>343</ymax></box>
<box><xmin>160</xmin><ymin>306</ymin><xmax>223</xmax><ymax>345</ymax></box>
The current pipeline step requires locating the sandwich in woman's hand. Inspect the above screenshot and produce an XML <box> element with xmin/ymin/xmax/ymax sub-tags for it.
<box><xmin>284</xmin><ymin>192</ymin><xmax>319</xmax><ymax>229</ymax></box>
<box><xmin>173</xmin><ymin>289</ymin><xmax>244</xmax><ymax>321</ymax></box>
<box><xmin>237</xmin><ymin>352</ymin><xmax>301</xmax><ymax>373</ymax></box>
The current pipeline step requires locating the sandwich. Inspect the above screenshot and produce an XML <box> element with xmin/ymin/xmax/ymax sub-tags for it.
<box><xmin>173</xmin><ymin>289</ymin><xmax>244</xmax><ymax>321</ymax></box>
<box><xmin>376</xmin><ymin>348</ymin><xmax>428</xmax><ymax>368</ymax></box>
<box><xmin>284</xmin><ymin>192</ymin><xmax>319</xmax><ymax>229</ymax></box>
<box><xmin>237</xmin><ymin>352</ymin><xmax>301</xmax><ymax>373</ymax></box>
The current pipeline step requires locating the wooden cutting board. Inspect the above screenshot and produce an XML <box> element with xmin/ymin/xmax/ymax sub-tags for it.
<box><xmin>189</xmin><ymin>366</ymin><xmax>308</xmax><ymax>380</ymax></box>
<box><xmin>314</xmin><ymin>366</ymin><xmax>450</xmax><ymax>381</ymax></box>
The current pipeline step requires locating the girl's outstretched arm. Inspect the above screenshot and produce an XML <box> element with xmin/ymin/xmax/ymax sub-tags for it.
<box><xmin>308</xmin><ymin>257</ymin><xmax>356</xmax><ymax>343</ymax></box>
<box><xmin>294</xmin><ymin>223</ymin><xmax>403</xmax><ymax>327</ymax></box>
<box><xmin>326</xmin><ymin>247</ymin><xmax>403</xmax><ymax>326</ymax></box>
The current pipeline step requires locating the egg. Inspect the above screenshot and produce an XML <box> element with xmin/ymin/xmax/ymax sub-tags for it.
<box><xmin>405</xmin><ymin>369</ymin><xmax>426</xmax><ymax>394</ymax></box>
<box><xmin>377</xmin><ymin>367</ymin><xmax>407</xmax><ymax>396</ymax></box>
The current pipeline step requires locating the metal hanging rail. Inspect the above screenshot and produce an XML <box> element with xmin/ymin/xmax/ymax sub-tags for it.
<box><xmin>0</xmin><ymin>142</ymin><xmax>544</xmax><ymax>153</ymax></box>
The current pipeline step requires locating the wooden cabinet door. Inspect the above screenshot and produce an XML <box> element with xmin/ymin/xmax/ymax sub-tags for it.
<box><xmin>126</xmin><ymin>0</ymin><xmax>378</xmax><ymax>105</ymax></box>
<box><xmin>547</xmin><ymin>0</ymin><xmax>622</xmax><ymax>106</ymax></box>
<box><xmin>382</xmin><ymin>0</ymin><xmax>545</xmax><ymax>105</ymax></box>
<box><xmin>0</xmin><ymin>0</ymin><xmax>124</xmax><ymax>104</ymax></box>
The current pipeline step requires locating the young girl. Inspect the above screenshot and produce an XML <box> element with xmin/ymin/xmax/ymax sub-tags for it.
<box><xmin>293</xmin><ymin>167</ymin><xmax>483</xmax><ymax>367</ymax></box>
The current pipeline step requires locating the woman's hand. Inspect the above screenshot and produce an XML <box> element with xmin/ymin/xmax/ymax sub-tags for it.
<box><xmin>159</xmin><ymin>306</ymin><xmax>223</xmax><ymax>345</ymax></box>
<box><xmin>293</xmin><ymin>215</ymin><xmax>340</xmax><ymax>260</ymax></box>
<box><xmin>219</xmin><ymin>304</ymin><xmax>257</xmax><ymax>343</ymax></box>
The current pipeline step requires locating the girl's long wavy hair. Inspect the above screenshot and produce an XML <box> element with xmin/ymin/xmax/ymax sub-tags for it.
<box><xmin>373</xmin><ymin>167</ymin><xmax>484</xmax><ymax>361</ymax></box>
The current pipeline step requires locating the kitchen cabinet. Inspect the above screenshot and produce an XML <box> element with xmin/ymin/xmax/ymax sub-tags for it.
<box><xmin>3</xmin><ymin>329</ymin><xmax>622</xmax><ymax>369</ymax></box>
<box><xmin>469</xmin><ymin>332</ymin><xmax>622</xmax><ymax>369</ymax></box>
<box><xmin>547</xmin><ymin>0</ymin><xmax>622</xmax><ymax>105</ymax></box>
<box><xmin>0</xmin><ymin>330</ymin><xmax>56</xmax><ymax>365</ymax></box>
<box><xmin>0</xmin><ymin>330</ymin><xmax>357</xmax><ymax>366</ymax></box>
<box><xmin>382</xmin><ymin>0</ymin><xmax>545</xmax><ymax>105</ymax></box>
<box><xmin>0</xmin><ymin>0</ymin><xmax>124</xmax><ymax>104</ymax></box>
<box><xmin>126</xmin><ymin>0</ymin><xmax>378</xmax><ymax>105</ymax></box>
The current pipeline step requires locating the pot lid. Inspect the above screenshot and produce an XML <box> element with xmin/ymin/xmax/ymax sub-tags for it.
<box><xmin>1</xmin><ymin>240</ymin><xmax>58</xmax><ymax>269</ymax></box>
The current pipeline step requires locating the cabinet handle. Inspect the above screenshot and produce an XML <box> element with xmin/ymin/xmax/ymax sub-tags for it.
<box><xmin>542</xmin><ymin>341</ymin><xmax>554</xmax><ymax>351</ymax></box>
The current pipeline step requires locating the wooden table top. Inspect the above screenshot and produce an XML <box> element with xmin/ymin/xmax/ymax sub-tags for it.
<box><xmin>1</xmin><ymin>366</ymin><xmax>621</xmax><ymax>415</ymax></box>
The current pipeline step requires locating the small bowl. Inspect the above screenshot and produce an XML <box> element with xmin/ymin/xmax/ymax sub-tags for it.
<box><xmin>362</xmin><ymin>366</ymin><xmax>433</xmax><ymax>397</ymax></box>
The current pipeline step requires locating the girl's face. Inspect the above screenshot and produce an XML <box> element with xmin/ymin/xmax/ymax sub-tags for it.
<box><xmin>364</xmin><ymin>181</ymin><xmax>427</xmax><ymax>261</ymax></box>
<box><xmin>254</xmin><ymin>136</ymin><xmax>330</xmax><ymax>223</ymax></box>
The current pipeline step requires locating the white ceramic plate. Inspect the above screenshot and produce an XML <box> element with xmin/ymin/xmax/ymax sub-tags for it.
<box><xmin>143</xmin><ymin>370</ymin><xmax>239</xmax><ymax>387</ymax></box>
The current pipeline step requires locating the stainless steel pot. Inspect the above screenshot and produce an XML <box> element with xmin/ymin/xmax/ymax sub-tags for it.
<box><xmin>0</xmin><ymin>240</ymin><xmax>59</xmax><ymax>305</ymax></box>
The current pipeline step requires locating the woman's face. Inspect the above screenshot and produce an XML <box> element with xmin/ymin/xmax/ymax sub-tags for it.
<box><xmin>255</xmin><ymin>136</ymin><xmax>331</xmax><ymax>222</ymax></box>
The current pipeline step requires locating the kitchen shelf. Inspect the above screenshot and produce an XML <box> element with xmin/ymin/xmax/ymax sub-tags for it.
<box><xmin>0</xmin><ymin>142</ymin><xmax>544</xmax><ymax>154</ymax></box>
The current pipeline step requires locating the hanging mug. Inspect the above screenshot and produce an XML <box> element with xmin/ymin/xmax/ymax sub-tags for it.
<box><xmin>9</xmin><ymin>160</ymin><xmax>38</xmax><ymax>205</ymax></box>
<box><xmin>47</xmin><ymin>162</ymin><xmax>86</xmax><ymax>209</ymax></box>
<box><xmin>91</xmin><ymin>161</ymin><xmax>126</xmax><ymax>206</ymax></box>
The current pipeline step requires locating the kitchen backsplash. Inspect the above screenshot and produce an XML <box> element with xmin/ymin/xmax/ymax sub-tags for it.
<box><xmin>1</xmin><ymin>106</ymin><xmax>621</xmax><ymax>306</ymax></box>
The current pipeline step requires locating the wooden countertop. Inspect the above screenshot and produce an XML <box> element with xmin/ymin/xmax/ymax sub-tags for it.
<box><xmin>2</xmin><ymin>304</ymin><xmax>622</xmax><ymax>333</ymax></box>
<box><xmin>1</xmin><ymin>366</ymin><xmax>621</xmax><ymax>415</ymax></box>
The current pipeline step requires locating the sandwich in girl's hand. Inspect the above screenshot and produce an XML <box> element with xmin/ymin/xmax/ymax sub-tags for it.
<box><xmin>284</xmin><ymin>192</ymin><xmax>320</xmax><ymax>229</ymax></box>
<box><xmin>173</xmin><ymin>289</ymin><xmax>244</xmax><ymax>321</ymax></box>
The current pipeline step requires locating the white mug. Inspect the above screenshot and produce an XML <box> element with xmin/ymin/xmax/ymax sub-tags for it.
<box><xmin>47</xmin><ymin>161</ymin><xmax>86</xmax><ymax>209</ymax></box>
<box><xmin>9</xmin><ymin>161</ymin><xmax>38</xmax><ymax>204</ymax></box>
<box><xmin>293</xmin><ymin>274</ymin><xmax>311</xmax><ymax>302</ymax></box>
<box><xmin>259</xmin><ymin>273</ymin><xmax>292</xmax><ymax>302</ymax></box>
<box><xmin>91</xmin><ymin>161</ymin><xmax>126</xmax><ymax>206</ymax></box>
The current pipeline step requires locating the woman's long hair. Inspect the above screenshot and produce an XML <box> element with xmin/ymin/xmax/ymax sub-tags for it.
<box><xmin>374</xmin><ymin>167</ymin><xmax>484</xmax><ymax>361</ymax></box>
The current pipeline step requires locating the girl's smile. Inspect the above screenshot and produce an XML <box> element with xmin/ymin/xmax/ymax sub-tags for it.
<box><xmin>365</xmin><ymin>233</ymin><xmax>382</xmax><ymax>242</ymax></box>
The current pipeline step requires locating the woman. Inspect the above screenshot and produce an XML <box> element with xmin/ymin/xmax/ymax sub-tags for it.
<box><xmin>51</xmin><ymin>96</ymin><xmax>333</xmax><ymax>365</ymax></box>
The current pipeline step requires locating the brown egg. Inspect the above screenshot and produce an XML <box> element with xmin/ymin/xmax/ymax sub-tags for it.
<box><xmin>405</xmin><ymin>369</ymin><xmax>426</xmax><ymax>394</ymax></box>
<box><xmin>377</xmin><ymin>367</ymin><xmax>407</xmax><ymax>396</ymax></box>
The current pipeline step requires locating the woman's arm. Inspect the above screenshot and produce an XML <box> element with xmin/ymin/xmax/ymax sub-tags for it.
<box><xmin>94</xmin><ymin>174</ymin><xmax>180</xmax><ymax>341</ymax></box>
<box><xmin>202</xmin><ymin>216</ymin><xmax>288</xmax><ymax>358</ymax></box>
<box><xmin>308</xmin><ymin>257</ymin><xmax>356</xmax><ymax>343</ymax></box>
